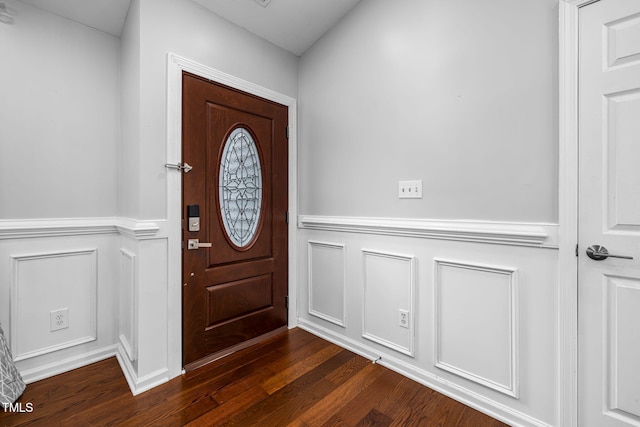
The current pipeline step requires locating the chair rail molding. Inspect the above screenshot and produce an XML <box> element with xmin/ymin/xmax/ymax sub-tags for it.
<box><xmin>0</xmin><ymin>218</ymin><xmax>117</xmax><ymax>239</ymax></box>
<box><xmin>299</xmin><ymin>215</ymin><xmax>559</xmax><ymax>248</ymax></box>
<box><xmin>115</xmin><ymin>218</ymin><xmax>163</xmax><ymax>239</ymax></box>
<box><xmin>0</xmin><ymin>217</ymin><xmax>162</xmax><ymax>240</ymax></box>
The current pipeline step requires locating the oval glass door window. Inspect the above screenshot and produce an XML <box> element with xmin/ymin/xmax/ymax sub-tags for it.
<box><xmin>219</xmin><ymin>127</ymin><xmax>263</xmax><ymax>248</ymax></box>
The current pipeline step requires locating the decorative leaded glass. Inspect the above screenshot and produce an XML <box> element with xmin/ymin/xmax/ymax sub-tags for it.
<box><xmin>219</xmin><ymin>127</ymin><xmax>263</xmax><ymax>248</ymax></box>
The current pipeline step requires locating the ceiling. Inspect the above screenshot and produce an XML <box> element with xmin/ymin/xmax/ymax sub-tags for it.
<box><xmin>191</xmin><ymin>0</ymin><xmax>361</xmax><ymax>56</ymax></box>
<box><xmin>20</xmin><ymin>0</ymin><xmax>132</xmax><ymax>37</ymax></box>
<box><xmin>18</xmin><ymin>0</ymin><xmax>362</xmax><ymax>56</ymax></box>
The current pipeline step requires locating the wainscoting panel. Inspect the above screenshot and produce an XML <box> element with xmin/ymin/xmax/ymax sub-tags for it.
<box><xmin>434</xmin><ymin>259</ymin><xmax>518</xmax><ymax>397</ymax></box>
<box><xmin>308</xmin><ymin>241</ymin><xmax>346</xmax><ymax>327</ymax></box>
<box><xmin>298</xmin><ymin>215</ymin><xmax>559</xmax><ymax>427</ymax></box>
<box><xmin>115</xmin><ymin>227</ymin><xmax>171</xmax><ymax>395</ymax></box>
<box><xmin>0</xmin><ymin>218</ymin><xmax>161</xmax><ymax>386</ymax></box>
<box><xmin>362</xmin><ymin>249</ymin><xmax>415</xmax><ymax>356</ymax></box>
<box><xmin>119</xmin><ymin>248</ymin><xmax>138</xmax><ymax>362</ymax></box>
<box><xmin>10</xmin><ymin>249</ymin><xmax>98</xmax><ymax>361</ymax></box>
<box><xmin>606</xmin><ymin>276</ymin><xmax>640</xmax><ymax>418</ymax></box>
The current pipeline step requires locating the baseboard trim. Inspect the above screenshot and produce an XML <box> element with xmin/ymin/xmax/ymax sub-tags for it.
<box><xmin>19</xmin><ymin>344</ymin><xmax>118</xmax><ymax>384</ymax></box>
<box><xmin>116</xmin><ymin>344</ymin><xmax>169</xmax><ymax>396</ymax></box>
<box><xmin>297</xmin><ymin>319</ymin><xmax>552</xmax><ymax>427</ymax></box>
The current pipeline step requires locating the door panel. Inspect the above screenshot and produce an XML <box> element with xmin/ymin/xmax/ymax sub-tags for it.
<box><xmin>605</xmin><ymin>276</ymin><xmax>640</xmax><ymax>417</ymax></box>
<box><xmin>182</xmin><ymin>72</ymin><xmax>288</xmax><ymax>368</ymax></box>
<box><xmin>605</xmin><ymin>90</ymin><xmax>640</xmax><ymax>230</ymax></box>
<box><xmin>579</xmin><ymin>0</ymin><xmax>640</xmax><ymax>425</ymax></box>
<box><xmin>206</xmin><ymin>104</ymin><xmax>273</xmax><ymax>264</ymax></box>
<box><xmin>205</xmin><ymin>274</ymin><xmax>273</xmax><ymax>327</ymax></box>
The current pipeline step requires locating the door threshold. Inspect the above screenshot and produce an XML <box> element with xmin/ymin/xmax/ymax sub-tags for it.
<box><xmin>183</xmin><ymin>326</ymin><xmax>289</xmax><ymax>372</ymax></box>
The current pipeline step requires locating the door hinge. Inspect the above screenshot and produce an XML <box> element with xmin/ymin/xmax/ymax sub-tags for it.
<box><xmin>286</xmin><ymin>211</ymin><xmax>289</xmax><ymax>224</ymax></box>
<box><xmin>285</xmin><ymin>296</ymin><xmax>289</xmax><ymax>309</ymax></box>
<box><xmin>286</xmin><ymin>126</ymin><xmax>289</xmax><ymax>139</ymax></box>
<box><xmin>576</xmin><ymin>244</ymin><xmax>579</xmax><ymax>257</ymax></box>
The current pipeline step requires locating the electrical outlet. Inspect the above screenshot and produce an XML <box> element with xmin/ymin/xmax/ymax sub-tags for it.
<box><xmin>399</xmin><ymin>309</ymin><xmax>409</xmax><ymax>328</ymax></box>
<box><xmin>50</xmin><ymin>308</ymin><xmax>69</xmax><ymax>332</ymax></box>
<box><xmin>398</xmin><ymin>180</ymin><xmax>422</xmax><ymax>199</ymax></box>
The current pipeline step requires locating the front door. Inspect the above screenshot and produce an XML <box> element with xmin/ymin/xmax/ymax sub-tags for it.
<box><xmin>182</xmin><ymin>72</ymin><xmax>289</xmax><ymax>369</ymax></box>
<box><xmin>578</xmin><ymin>0</ymin><xmax>640</xmax><ymax>425</ymax></box>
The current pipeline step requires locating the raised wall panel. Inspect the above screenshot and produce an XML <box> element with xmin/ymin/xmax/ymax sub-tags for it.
<box><xmin>434</xmin><ymin>259</ymin><xmax>519</xmax><ymax>397</ymax></box>
<box><xmin>606</xmin><ymin>12</ymin><xmax>640</xmax><ymax>69</ymax></box>
<box><xmin>10</xmin><ymin>249</ymin><xmax>98</xmax><ymax>361</ymax></box>
<box><xmin>119</xmin><ymin>248</ymin><xmax>137</xmax><ymax>362</ymax></box>
<box><xmin>606</xmin><ymin>276</ymin><xmax>640</xmax><ymax>419</ymax></box>
<box><xmin>606</xmin><ymin>89</ymin><xmax>640</xmax><ymax>231</ymax></box>
<box><xmin>308</xmin><ymin>241</ymin><xmax>346</xmax><ymax>327</ymax></box>
<box><xmin>362</xmin><ymin>249</ymin><xmax>415</xmax><ymax>356</ymax></box>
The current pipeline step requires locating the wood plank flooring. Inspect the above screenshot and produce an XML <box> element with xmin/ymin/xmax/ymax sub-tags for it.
<box><xmin>1</xmin><ymin>328</ymin><xmax>508</xmax><ymax>426</ymax></box>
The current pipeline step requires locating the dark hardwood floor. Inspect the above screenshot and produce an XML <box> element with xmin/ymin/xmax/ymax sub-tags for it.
<box><xmin>1</xmin><ymin>328</ymin><xmax>508</xmax><ymax>426</ymax></box>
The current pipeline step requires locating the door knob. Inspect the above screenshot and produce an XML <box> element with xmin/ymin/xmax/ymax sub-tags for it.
<box><xmin>586</xmin><ymin>245</ymin><xmax>633</xmax><ymax>261</ymax></box>
<box><xmin>187</xmin><ymin>239</ymin><xmax>212</xmax><ymax>250</ymax></box>
<box><xmin>164</xmin><ymin>162</ymin><xmax>193</xmax><ymax>173</ymax></box>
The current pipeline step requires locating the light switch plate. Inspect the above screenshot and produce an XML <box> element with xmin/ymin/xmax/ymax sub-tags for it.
<box><xmin>398</xmin><ymin>180</ymin><xmax>422</xmax><ymax>199</ymax></box>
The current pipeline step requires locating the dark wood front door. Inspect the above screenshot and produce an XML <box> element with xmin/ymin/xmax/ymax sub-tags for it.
<box><xmin>182</xmin><ymin>72</ymin><xmax>288</xmax><ymax>369</ymax></box>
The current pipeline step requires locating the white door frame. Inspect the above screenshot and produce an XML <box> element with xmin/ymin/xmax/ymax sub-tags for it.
<box><xmin>165</xmin><ymin>53</ymin><xmax>299</xmax><ymax>379</ymax></box>
<box><xmin>559</xmin><ymin>1</ymin><xmax>599</xmax><ymax>426</ymax></box>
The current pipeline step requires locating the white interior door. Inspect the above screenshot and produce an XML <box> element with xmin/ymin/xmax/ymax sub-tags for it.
<box><xmin>579</xmin><ymin>0</ymin><xmax>640</xmax><ymax>425</ymax></box>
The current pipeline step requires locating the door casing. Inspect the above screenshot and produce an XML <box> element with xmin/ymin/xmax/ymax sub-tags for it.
<box><xmin>559</xmin><ymin>1</ymin><xmax>603</xmax><ymax>426</ymax></box>
<box><xmin>165</xmin><ymin>53</ymin><xmax>298</xmax><ymax>379</ymax></box>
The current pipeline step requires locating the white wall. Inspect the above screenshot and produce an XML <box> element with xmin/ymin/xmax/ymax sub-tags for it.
<box><xmin>296</xmin><ymin>1</ymin><xmax>562</xmax><ymax>425</ymax></box>
<box><xmin>0</xmin><ymin>2</ymin><xmax>565</xmax><ymax>424</ymax></box>
<box><xmin>120</xmin><ymin>0</ymin><xmax>141</xmax><ymax>219</ymax></box>
<box><xmin>0</xmin><ymin>0</ymin><xmax>120</xmax><ymax>220</ymax></box>
<box><xmin>0</xmin><ymin>1</ymin><xmax>121</xmax><ymax>384</ymax></box>
<box><xmin>123</xmin><ymin>0</ymin><xmax>299</xmax><ymax>219</ymax></box>
<box><xmin>299</xmin><ymin>0</ymin><xmax>559</xmax><ymax>223</ymax></box>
